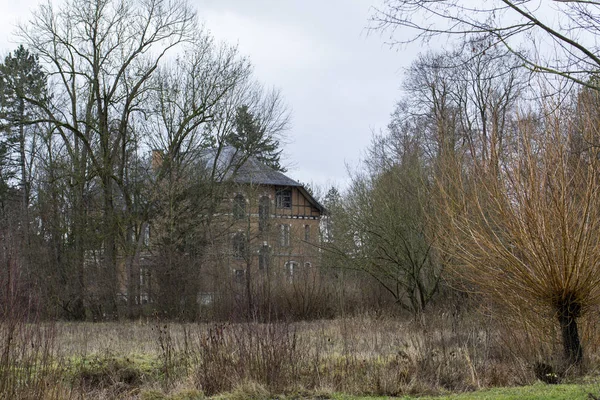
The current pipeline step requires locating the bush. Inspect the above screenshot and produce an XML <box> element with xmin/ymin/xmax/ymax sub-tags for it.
<box><xmin>71</xmin><ymin>353</ymin><xmax>158</xmax><ymax>391</ymax></box>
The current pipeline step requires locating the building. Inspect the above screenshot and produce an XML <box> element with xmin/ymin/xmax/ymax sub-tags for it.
<box><xmin>137</xmin><ymin>147</ymin><xmax>326</xmax><ymax>319</ymax></box>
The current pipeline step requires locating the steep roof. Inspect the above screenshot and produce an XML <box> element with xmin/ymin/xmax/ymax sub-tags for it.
<box><xmin>205</xmin><ymin>146</ymin><xmax>324</xmax><ymax>213</ymax></box>
<box><xmin>232</xmin><ymin>152</ymin><xmax>302</xmax><ymax>187</ymax></box>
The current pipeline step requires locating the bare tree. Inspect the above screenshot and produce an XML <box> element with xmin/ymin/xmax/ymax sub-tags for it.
<box><xmin>436</xmin><ymin>97</ymin><xmax>600</xmax><ymax>366</ymax></box>
<box><xmin>341</xmin><ymin>130</ymin><xmax>442</xmax><ymax>315</ymax></box>
<box><xmin>371</xmin><ymin>0</ymin><xmax>600</xmax><ymax>90</ymax></box>
<box><xmin>17</xmin><ymin>0</ymin><xmax>197</xmax><ymax>318</ymax></box>
<box><xmin>147</xmin><ymin>36</ymin><xmax>251</xmax><ymax>173</ymax></box>
<box><xmin>399</xmin><ymin>41</ymin><xmax>527</xmax><ymax>168</ymax></box>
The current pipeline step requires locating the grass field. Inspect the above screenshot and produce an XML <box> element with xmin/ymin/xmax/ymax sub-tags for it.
<box><xmin>337</xmin><ymin>383</ymin><xmax>600</xmax><ymax>399</ymax></box>
<box><xmin>137</xmin><ymin>382</ymin><xmax>600</xmax><ymax>399</ymax></box>
<box><xmin>2</xmin><ymin>314</ymin><xmax>600</xmax><ymax>399</ymax></box>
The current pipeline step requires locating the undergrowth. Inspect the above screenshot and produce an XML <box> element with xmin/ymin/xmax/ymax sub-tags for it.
<box><xmin>2</xmin><ymin>311</ymin><xmax>600</xmax><ymax>398</ymax></box>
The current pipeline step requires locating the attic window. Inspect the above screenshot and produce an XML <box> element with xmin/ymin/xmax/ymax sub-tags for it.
<box><xmin>276</xmin><ymin>188</ymin><xmax>292</xmax><ymax>209</ymax></box>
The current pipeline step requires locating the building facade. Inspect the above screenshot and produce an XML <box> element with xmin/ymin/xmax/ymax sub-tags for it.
<box><xmin>134</xmin><ymin>147</ymin><xmax>325</xmax><ymax>319</ymax></box>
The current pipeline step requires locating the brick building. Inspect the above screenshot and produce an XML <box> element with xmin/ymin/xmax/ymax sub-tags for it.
<box><xmin>136</xmin><ymin>147</ymin><xmax>325</xmax><ymax>318</ymax></box>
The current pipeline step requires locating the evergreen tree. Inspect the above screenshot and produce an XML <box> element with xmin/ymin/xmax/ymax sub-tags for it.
<box><xmin>227</xmin><ymin>105</ymin><xmax>285</xmax><ymax>172</ymax></box>
<box><xmin>0</xmin><ymin>45</ymin><xmax>46</xmax><ymax>208</ymax></box>
<box><xmin>0</xmin><ymin>45</ymin><xmax>46</xmax><ymax>318</ymax></box>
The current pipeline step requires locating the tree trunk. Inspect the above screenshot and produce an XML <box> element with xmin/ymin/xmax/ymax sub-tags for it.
<box><xmin>72</xmin><ymin>180</ymin><xmax>86</xmax><ymax>320</ymax></box>
<box><xmin>18</xmin><ymin>99</ymin><xmax>29</xmax><ymax>235</ymax></box>
<box><xmin>102</xmin><ymin>174</ymin><xmax>118</xmax><ymax>319</ymax></box>
<box><xmin>557</xmin><ymin>297</ymin><xmax>583</xmax><ymax>366</ymax></box>
<box><xmin>18</xmin><ymin>99</ymin><xmax>31</xmax><ymax>305</ymax></box>
<box><xmin>70</xmin><ymin>137</ymin><xmax>87</xmax><ymax>321</ymax></box>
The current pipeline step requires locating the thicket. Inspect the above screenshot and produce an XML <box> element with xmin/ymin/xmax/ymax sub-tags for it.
<box><xmin>5</xmin><ymin>311</ymin><xmax>600</xmax><ymax>399</ymax></box>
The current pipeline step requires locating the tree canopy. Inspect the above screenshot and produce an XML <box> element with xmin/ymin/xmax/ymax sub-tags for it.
<box><xmin>371</xmin><ymin>0</ymin><xmax>600</xmax><ymax>90</ymax></box>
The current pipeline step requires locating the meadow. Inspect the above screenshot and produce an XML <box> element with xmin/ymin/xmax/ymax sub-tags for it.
<box><xmin>3</xmin><ymin>309</ymin><xmax>600</xmax><ymax>399</ymax></box>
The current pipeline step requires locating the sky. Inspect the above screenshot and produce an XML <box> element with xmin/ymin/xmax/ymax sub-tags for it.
<box><xmin>0</xmin><ymin>0</ymin><xmax>420</xmax><ymax>192</ymax></box>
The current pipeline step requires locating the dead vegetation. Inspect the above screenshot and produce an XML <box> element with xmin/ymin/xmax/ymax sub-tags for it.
<box><xmin>3</xmin><ymin>305</ymin><xmax>600</xmax><ymax>399</ymax></box>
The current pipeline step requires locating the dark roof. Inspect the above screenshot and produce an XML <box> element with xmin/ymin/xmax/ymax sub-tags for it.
<box><xmin>205</xmin><ymin>146</ymin><xmax>324</xmax><ymax>213</ymax></box>
<box><xmin>233</xmin><ymin>153</ymin><xmax>302</xmax><ymax>187</ymax></box>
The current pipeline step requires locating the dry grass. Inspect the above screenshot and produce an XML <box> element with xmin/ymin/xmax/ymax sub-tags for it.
<box><xmin>3</xmin><ymin>310</ymin><xmax>599</xmax><ymax>399</ymax></box>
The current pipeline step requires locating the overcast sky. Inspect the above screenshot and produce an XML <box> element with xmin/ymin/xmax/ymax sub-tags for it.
<box><xmin>0</xmin><ymin>0</ymin><xmax>420</xmax><ymax>192</ymax></box>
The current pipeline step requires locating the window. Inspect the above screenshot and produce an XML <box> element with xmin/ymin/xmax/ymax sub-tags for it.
<box><xmin>259</xmin><ymin>244</ymin><xmax>270</xmax><ymax>270</ymax></box>
<box><xmin>234</xmin><ymin>269</ymin><xmax>245</xmax><ymax>282</ymax></box>
<box><xmin>304</xmin><ymin>224</ymin><xmax>310</xmax><ymax>241</ymax></box>
<box><xmin>259</xmin><ymin>196</ymin><xmax>270</xmax><ymax>232</ymax></box>
<box><xmin>198</xmin><ymin>292</ymin><xmax>214</xmax><ymax>306</ymax></box>
<box><xmin>143</xmin><ymin>223</ymin><xmax>150</xmax><ymax>246</ymax></box>
<box><xmin>276</xmin><ymin>188</ymin><xmax>292</xmax><ymax>208</ymax></box>
<box><xmin>280</xmin><ymin>224</ymin><xmax>290</xmax><ymax>247</ymax></box>
<box><xmin>140</xmin><ymin>265</ymin><xmax>151</xmax><ymax>304</ymax></box>
<box><xmin>140</xmin><ymin>266</ymin><xmax>147</xmax><ymax>287</ymax></box>
<box><xmin>232</xmin><ymin>232</ymin><xmax>246</xmax><ymax>259</ymax></box>
<box><xmin>285</xmin><ymin>261</ymin><xmax>298</xmax><ymax>283</ymax></box>
<box><xmin>233</xmin><ymin>194</ymin><xmax>246</xmax><ymax>220</ymax></box>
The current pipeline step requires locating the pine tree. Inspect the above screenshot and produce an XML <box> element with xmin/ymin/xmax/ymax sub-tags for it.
<box><xmin>0</xmin><ymin>45</ymin><xmax>46</xmax><ymax>209</ymax></box>
<box><xmin>0</xmin><ymin>45</ymin><xmax>46</xmax><ymax>318</ymax></box>
<box><xmin>227</xmin><ymin>105</ymin><xmax>285</xmax><ymax>172</ymax></box>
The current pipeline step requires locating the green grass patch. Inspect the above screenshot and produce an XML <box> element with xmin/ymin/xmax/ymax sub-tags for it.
<box><xmin>67</xmin><ymin>352</ymin><xmax>163</xmax><ymax>389</ymax></box>
<box><xmin>332</xmin><ymin>382</ymin><xmax>600</xmax><ymax>400</ymax></box>
<box><xmin>141</xmin><ymin>389</ymin><xmax>205</xmax><ymax>400</ymax></box>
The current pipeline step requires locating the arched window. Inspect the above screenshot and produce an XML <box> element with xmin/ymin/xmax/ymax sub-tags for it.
<box><xmin>233</xmin><ymin>194</ymin><xmax>245</xmax><ymax>220</ymax></box>
<box><xmin>143</xmin><ymin>223</ymin><xmax>151</xmax><ymax>246</ymax></box>
<box><xmin>280</xmin><ymin>224</ymin><xmax>291</xmax><ymax>247</ymax></box>
<box><xmin>285</xmin><ymin>261</ymin><xmax>298</xmax><ymax>283</ymax></box>
<box><xmin>259</xmin><ymin>244</ymin><xmax>270</xmax><ymax>270</ymax></box>
<box><xmin>232</xmin><ymin>232</ymin><xmax>246</xmax><ymax>259</ymax></box>
<box><xmin>259</xmin><ymin>196</ymin><xmax>270</xmax><ymax>232</ymax></box>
